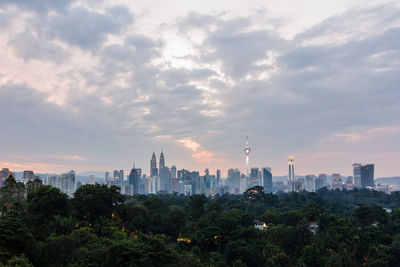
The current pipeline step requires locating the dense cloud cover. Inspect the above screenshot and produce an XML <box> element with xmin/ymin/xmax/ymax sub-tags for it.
<box><xmin>0</xmin><ymin>0</ymin><xmax>399</xmax><ymax>176</ymax></box>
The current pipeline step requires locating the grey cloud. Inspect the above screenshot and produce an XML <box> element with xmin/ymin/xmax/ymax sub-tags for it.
<box><xmin>3</xmin><ymin>3</ymin><xmax>400</xmax><ymax>174</ymax></box>
<box><xmin>0</xmin><ymin>0</ymin><xmax>73</xmax><ymax>14</ymax></box>
<box><xmin>36</xmin><ymin>5</ymin><xmax>134</xmax><ymax>50</ymax></box>
<box><xmin>202</xmin><ymin>18</ymin><xmax>285</xmax><ymax>78</ymax></box>
<box><xmin>295</xmin><ymin>5</ymin><xmax>400</xmax><ymax>44</ymax></box>
<box><xmin>8</xmin><ymin>31</ymin><xmax>68</xmax><ymax>63</ymax></box>
<box><xmin>177</xmin><ymin>11</ymin><xmax>220</xmax><ymax>32</ymax></box>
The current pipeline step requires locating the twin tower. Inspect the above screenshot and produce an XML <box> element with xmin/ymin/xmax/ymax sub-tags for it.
<box><xmin>150</xmin><ymin>151</ymin><xmax>165</xmax><ymax>177</ymax></box>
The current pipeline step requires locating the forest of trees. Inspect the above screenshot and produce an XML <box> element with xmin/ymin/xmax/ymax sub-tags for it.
<box><xmin>1</xmin><ymin>176</ymin><xmax>400</xmax><ymax>266</ymax></box>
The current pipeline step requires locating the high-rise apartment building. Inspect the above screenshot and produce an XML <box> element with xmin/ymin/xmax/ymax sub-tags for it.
<box><xmin>0</xmin><ymin>168</ymin><xmax>15</xmax><ymax>188</ymax></box>
<box><xmin>59</xmin><ymin>170</ymin><xmax>76</xmax><ymax>197</ymax></box>
<box><xmin>23</xmin><ymin>170</ymin><xmax>34</xmax><ymax>181</ymax></box>
<box><xmin>315</xmin><ymin>174</ymin><xmax>325</xmax><ymax>190</ymax></box>
<box><xmin>89</xmin><ymin>175</ymin><xmax>95</xmax><ymax>185</ymax></box>
<box><xmin>288</xmin><ymin>157</ymin><xmax>295</xmax><ymax>191</ymax></box>
<box><xmin>331</xmin><ymin>173</ymin><xmax>343</xmax><ymax>190</ymax></box>
<box><xmin>105</xmin><ymin>171</ymin><xmax>110</xmax><ymax>184</ymax></box>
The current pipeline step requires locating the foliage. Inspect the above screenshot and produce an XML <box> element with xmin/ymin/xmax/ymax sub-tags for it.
<box><xmin>0</xmin><ymin>185</ymin><xmax>400</xmax><ymax>266</ymax></box>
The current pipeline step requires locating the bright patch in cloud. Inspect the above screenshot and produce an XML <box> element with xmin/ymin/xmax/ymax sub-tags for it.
<box><xmin>176</xmin><ymin>138</ymin><xmax>201</xmax><ymax>152</ymax></box>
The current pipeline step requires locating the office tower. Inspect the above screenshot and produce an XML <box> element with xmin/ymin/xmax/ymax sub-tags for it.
<box><xmin>113</xmin><ymin>170</ymin><xmax>120</xmax><ymax>184</ymax></box>
<box><xmin>262</xmin><ymin>167</ymin><xmax>273</xmax><ymax>193</ymax></box>
<box><xmin>249</xmin><ymin>167</ymin><xmax>259</xmax><ymax>188</ymax></box>
<box><xmin>171</xmin><ymin>165</ymin><xmax>177</xmax><ymax>179</ymax></box>
<box><xmin>159</xmin><ymin>151</ymin><xmax>165</xmax><ymax>169</ymax></box>
<box><xmin>353</xmin><ymin>163</ymin><xmax>362</xmax><ymax>188</ymax></box>
<box><xmin>89</xmin><ymin>175</ymin><xmax>95</xmax><ymax>185</ymax></box>
<box><xmin>228</xmin><ymin>168</ymin><xmax>241</xmax><ymax>194</ymax></box>
<box><xmin>305</xmin><ymin>175</ymin><xmax>316</xmax><ymax>192</ymax></box>
<box><xmin>244</xmin><ymin>136</ymin><xmax>251</xmax><ymax>177</ymax></box>
<box><xmin>129</xmin><ymin>165</ymin><xmax>141</xmax><ymax>194</ymax></box>
<box><xmin>288</xmin><ymin>156</ymin><xmax>295</xmax><ymax>191</ymax></box>
<box><xmin>76</xmin><ymin>180</ymin><xmax>82</xmax><ymax>189</ymax></box>
<box><xmin>159</xmin><ymin>167</ymin><xmax>171</xmax><ymax>193</ymax></box>
<box><xmin>0</xmin><ymin>168</ymin><xmax>15</xmax><ymax>188</ymax></box>
<box><xmin>216</xmin><ymin>169</ymin><xmax>221</xmax><ymax>190</ymax></box>
<box><xmin>361</xmin><ymin>164</ymin><xmax>374</xmax><ymax>188</ymax></box>
<box><xmin>105</xmin><ymin>171</ymin><xmax>110</xmax><ymax>184</ymax></box>
<box><xmin>23</xmin><ymin>170</ymin><xmax>34</xmax><ymax>181</ymax></box>
<box><xmin>119</xmin><ymin>170</ymin><xmax>124</xmax><ymax>182</ymax></box>
<box><xmin>150</xmin><ymin>152</ymin><xmax>158</xmax><ymax>177</ymax></box>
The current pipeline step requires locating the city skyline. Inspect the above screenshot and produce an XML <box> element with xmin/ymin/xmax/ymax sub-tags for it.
<box><xmin>1</xmin><ymin>0</ymin><xmax>400</xmax><ymax>177</ymax></box>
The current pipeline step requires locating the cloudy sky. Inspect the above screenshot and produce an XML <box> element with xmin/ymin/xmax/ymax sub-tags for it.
<box><xmin>1</xmin><ymin>0</ymin><xmax>400</xmax><ymax>177</ymax></box>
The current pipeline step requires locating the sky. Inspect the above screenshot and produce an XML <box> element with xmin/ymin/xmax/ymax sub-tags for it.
<box><xmin>1</xmin><ymin>0</ymin><xmax>400</xmax><ymax>177</ymax></box>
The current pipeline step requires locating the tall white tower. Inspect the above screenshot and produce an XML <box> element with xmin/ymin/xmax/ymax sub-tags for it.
<box><xmin>244</xmin><ymin>136</ymin><xmax>251</xmax><ymax>177</ymax></box>
<box><xmin>288</xmin><ymin>156</ymin><xmax>295</xmax><ymax>191</ymax></box>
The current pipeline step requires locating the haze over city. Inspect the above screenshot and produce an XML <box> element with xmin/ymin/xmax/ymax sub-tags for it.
<box><xmin>1</xmin><ymin>0</ymin><xmax>400</xmax><ymax>177</ymax></box>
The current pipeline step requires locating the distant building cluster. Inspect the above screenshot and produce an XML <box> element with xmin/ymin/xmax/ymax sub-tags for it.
<box><xmin>0</xmin><ymin>139</ymin><xmax>396</xmax><ymax>196</ymax></box>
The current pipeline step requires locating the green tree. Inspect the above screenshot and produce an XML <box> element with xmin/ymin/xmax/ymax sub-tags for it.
<box><xmin>27</xmin><ymin>186</ymin><xmax>70</xmax><ymax>226</ymax></box>
<box><xmin>0</xmin><ymin>177</ymin><xmax>26</xmax><ymax>210</ymax></box>
<box><xmin>0</xmin><ymin>211</ymin><xmax>34</xmax><ymax>260</ymax></box>
<box><xmin>72</xmin><ymin>184</ymin><xmax>123</xmax><ymax>223</ymax></box>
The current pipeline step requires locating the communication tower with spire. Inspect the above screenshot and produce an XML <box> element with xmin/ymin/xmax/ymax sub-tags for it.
<box><xmin>244</xmin><ymin>136</ymin><xmax>251</xmax><ymax>177</ymax></box>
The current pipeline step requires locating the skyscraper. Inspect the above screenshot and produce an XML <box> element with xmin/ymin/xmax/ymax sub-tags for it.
<box><xmin>59</xmin><ymin>170</ymin><xmax>76</xmax><ymax>197</ymax></box>
<box><xmin>361</xmin><ymin>164</ymin><xmax>374</xmax><ymax>188</ymax></box>
<box><xmin>262</xmin><ymin>167</ymin><xmax>273</xmax><ymax>193</ymax></box>
<box><xmin>150</xmin><ymin>152</ymin><xmax>158</xmax><ymax>177</ymax></box>
<box><xmin>288</xmin><ymin>156</ymin><xmax>295</xmax><ymax>191</ymax></box>
<box><xmin>159</xmin><ymin>167</ymin><xmax>171</xmax><ymax>193</ymax></box>
<box><xmin>353</xmin><ymin>163</ymin><xmax>362</xmax><ymax>188</ymax></box>
<box><xmin>113</xmin><ymin>170</ymin><xmax>120</xmax><ymax>184</ymax></box>
<box><xmin>129</xmin><ymin>164</ymin><xmax>140</xmax><ymax>194</ymax></box>
<box><xmin>171</xmin><ymin>165</ymin><xmax>177</xmax><ymax>179</ymax></box>
<box><xmin>249</xmin><ymin>167</ymin><xmax>259</xmax><ymax>188</ymax></box>
<box><xmin>228</xmin><ymin>168</ymin><xmax>241</xmax><ymax>194</ymax></box>
<box><xmin>119</xmin><ymin>170</ymin><xmax>124</xmax><ymax>182</ymax></box>
<box><xmin>305</xmin><ymin>175</ymin><xmax>316</xmax><ymax>192</ymax></box>
<box><xmin>105</xmin><ymin>171</ymin><xmax>110</xmax><ymax>184</ymax></box>
<box><xmin>216</xmin><ymin>169</ymin><xmax>221</xmax><ymax>191</ymax></box>
<box><xmin>159</xmin><ymin>151</ymin><xmax>165</xmax><ymax>169</ymax></box>
<box><xmin>244</xmin><ymin>137</ymin><xmax>251</xmax><ymax>177</ymax></box>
